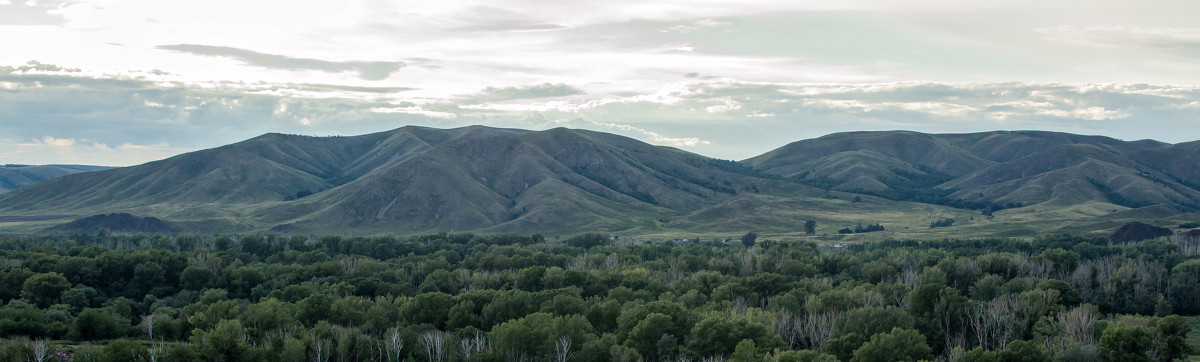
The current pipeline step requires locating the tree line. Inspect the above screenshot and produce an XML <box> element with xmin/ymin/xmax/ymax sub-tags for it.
<box><xmin>0</xmin><ymin>231</ymin><xmax>1195</xmax><ymax>361</ymax></box>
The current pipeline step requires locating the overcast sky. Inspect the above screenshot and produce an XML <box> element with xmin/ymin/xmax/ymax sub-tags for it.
<box><xmin>2</xmin><ymin>0</ymin><xmax>1199</xmax><ymax>166</ymax></box>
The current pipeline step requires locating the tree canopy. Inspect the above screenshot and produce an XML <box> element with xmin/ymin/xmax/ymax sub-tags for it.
<box><xmin>0</xmin><ymin>231</ymin><xmax>1194</xmax><ymax>361</ymax></box>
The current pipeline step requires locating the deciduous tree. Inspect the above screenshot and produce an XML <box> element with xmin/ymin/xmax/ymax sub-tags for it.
<box><xmin>20</xmin><ymin>272</ymin><xmax>70</xmax><ymax>308</ymax></box>
<box><xmin>849</xmin><ymin>328</ymin><xmax>931</xmax><ymax>362</ymax></box>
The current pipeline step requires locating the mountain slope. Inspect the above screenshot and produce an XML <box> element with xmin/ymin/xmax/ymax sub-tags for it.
<box><xmin>745</xmin><ymin>130</ymin><xmax>994</xmax><ymax>179</ymax></box>
<box><xmin>942</xmin><ymin>143</ymin><xmax>1200</xmax><ymax>209</ymax></box>
<box><xmin>255</xmin><ymin>128</ymin><xmax>802</xmax><ymax>234</ymax></box>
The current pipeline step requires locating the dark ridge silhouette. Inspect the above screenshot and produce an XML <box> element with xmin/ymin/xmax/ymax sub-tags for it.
<box><xmin>1109</xmin><ymin>221</ymin><xmax>1172</xmax><ymax>244</ymax></box>
<box><xmin>44</xmin><ymin>213</ymin><xmax>183</xmax><ymax>234</ymax></box>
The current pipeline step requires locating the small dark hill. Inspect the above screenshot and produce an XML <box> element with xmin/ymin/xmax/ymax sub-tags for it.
<box><xmin>44</xmin><ymin>213</ymin><xmax>182</xmax><ymax>234</ymax></box>
<box><xmin>1109</xmin><ymin>221</ymin><xmax>1172</xmax><ymax>243</ymax></box>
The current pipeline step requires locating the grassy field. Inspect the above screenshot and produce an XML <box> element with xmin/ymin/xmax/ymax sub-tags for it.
<box><xmin>630</xmin><ymin>194</ymin><xmax>1198</xmax><ymax>244</ymax></box>
<box><xmin>3</xmin><ymin>184</ymin><xmax>1195</xmax><ymax>239</ymax></box>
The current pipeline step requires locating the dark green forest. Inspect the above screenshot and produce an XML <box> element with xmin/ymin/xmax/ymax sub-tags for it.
<box><xmin>0</xmin><ymin>231</ymin><xmax>1197</xmax><ymax>362</ymax></box>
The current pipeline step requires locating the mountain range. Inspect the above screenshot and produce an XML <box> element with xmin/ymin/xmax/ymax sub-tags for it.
<box><xmin>1</xmin><ymin>126</ymin><xmax>1196</xmax><ymax>238</ymax></box>
<box><xmin>0</xmin><ymin>164</ymin><xmax>112</xmax><ymax>194</ymax></box>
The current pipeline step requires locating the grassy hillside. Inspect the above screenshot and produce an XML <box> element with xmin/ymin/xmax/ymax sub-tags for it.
<box><xmin>748</xmin><ymin>130</ymin><xmax>1200</xmax><ymax>213</ymax></box>
<box><xmin>253</xmin><ymin>128</ymin><xmax>808</xmax><ymax>235</ymax></box>
<box><xmin>0</xmin><ymin>126</ymin><xmax>527</xmax><ymax>218</ymax></box>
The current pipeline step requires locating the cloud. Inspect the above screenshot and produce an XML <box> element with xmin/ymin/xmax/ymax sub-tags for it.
<box><xmin>448</xmin><ymin>6</ymin><xmax>569</xmax><ymax>32</ymax></box>
<box><xmin>1</xmin><ymin>60</ymin><xmax>80</xmax><ymax>74</ymax></box>
<box><xmin>674</xmin><ymin>81</ymin><xmax>1153</xmax><ymax>124</ymax></box>
<box><xmin>463</xmin><ymin>83</ymin><xmax>584</xmax><ymax>103</ymax></box>
<box><xmin>0</xmin><ymin>136</ymin><xmax>182</xmax><ymax>166</ymax></box>
<box><xmin>454</xmin><ymin>80</ymin><xmax>1199</xmax><ymax>157</ymax></box>
<box><xmin>3</xmin><ymin>66</ymin><xmax>1200</xmax><ymax>164</ymax></box>
<box><xmin>294</xmin><ymin>84</ymin><xmax>414</xmax><ymax>94</ymax></box>
<box><xmin>0</xmin><ymin>70</ymin><xmax>464</xmax><ymax>165</ymax></box>
<box><xmin>370</xmin><ymin>106</ymin><xmax>458</xmax><ymax>119</ymax></box>
<box><xmin>0</xmin><ymin>0</ymin><xmax>67</xmax><ymax>26</ymax></box>
<box><xmin>662</xmin><ymin>19</ymin><xmax>732</xmax><ymax>33</ymax></box>
<box><xmin>157</xmin><ymin>44</ymin><xmax>406</xmax><ymax>81</ymax></box>
<box><xmin>585</xmin><ymin>120</ymin><xmax>711</xmax><ymax>147</ymax></box>
<box><xmin>236</xmin><ymin>83</ymin><xmax>416</xmax><ymax>97</ymax></box>
<box><xmin>1036</xmin><ymin>26</ymin><xmax>1200</xmax><ymax>52</ymax></box>
<box><xmin>1031</xmin><ymin>106</ymin><xmax>1128</xmax><ymax>121</ymax></box>
<box><xmin>704</xmin><ymin>99</ymin><xmax>742</xmax><ymax>113</ymax></box>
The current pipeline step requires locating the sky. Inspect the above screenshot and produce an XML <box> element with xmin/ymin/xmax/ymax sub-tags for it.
<box><xmin>2</xmin><ymin>0</ymin><xmax>1199</xmax><ymax>166</ymax></box>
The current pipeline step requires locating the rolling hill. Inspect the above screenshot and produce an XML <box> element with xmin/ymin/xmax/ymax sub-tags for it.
<box><xmin>0</xmin><ymin>126</ymin><xmax>527</xmax><ymax>220</ymax></box>
<box><xmin>1</xmin><ymin>127</ymin><xmax>1196</xmax><ymax>237</ymax></box>
<box><xmin>745</xmin><ymin>130</ymin><xmax>1200</xmax><ymax>212</ymax></box>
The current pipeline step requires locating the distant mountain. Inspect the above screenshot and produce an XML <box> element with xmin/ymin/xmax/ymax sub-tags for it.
<box><xmin>745</xmin><ymin>130</ymin><xmax>1200</xmax><ymax>212</ymax></box>
<box><xmin>0</xmin><ymin>164</ymin><xmax>112</xmax><ymax>194</ymax></box>
<box><xmin>1</xmin><ymin>127</ymin><xmax>1195</xmax><ymax>236</ymax></box>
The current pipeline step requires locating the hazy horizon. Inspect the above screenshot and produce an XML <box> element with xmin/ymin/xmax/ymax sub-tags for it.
<box><xmin>3</xmin><ymin>0</ymin><xmax>1199</xmax><ymax>166</ymax></box>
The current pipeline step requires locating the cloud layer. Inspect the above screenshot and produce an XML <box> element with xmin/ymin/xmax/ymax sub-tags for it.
<box><xmin>158</xmin><ymin>45</ymin><xmax>406</xmax><ymax>81</ymax></box>
<box><xmin>1037</xmin><ymin>26</ymin><xmax>1200</xmax><ymax>51</ymax></box>
<box><xmin>2</xmin><ymin>1</ymin><xmax>1199</xmax><ymax>165</ymax></box>
<box><xmin>3</xmin><ymin>66</ymin><xmax>1197</xmax><ymax>165</ymax></box>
